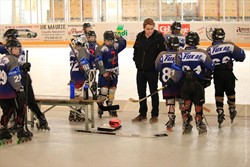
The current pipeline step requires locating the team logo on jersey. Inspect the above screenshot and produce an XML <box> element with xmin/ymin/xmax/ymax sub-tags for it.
<box><xmin>8</xmin><ymin>66</ymin><xmax>21</xmax><ymax>76</ymax></box>
<box><xmin>116</xmin><ymin>25</ymin><xmax>128</xmax><ymax>37</ymax></box>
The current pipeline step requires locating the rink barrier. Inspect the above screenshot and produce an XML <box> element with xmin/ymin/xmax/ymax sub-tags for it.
<box><xmin>21</xmin><ymin>41</ymin><xmax>250</xmax><ymax>48</ymax></box>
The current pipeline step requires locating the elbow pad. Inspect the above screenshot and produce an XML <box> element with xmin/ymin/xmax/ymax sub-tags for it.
<box><xmin>101</xmin><ymin>45</ymin><xmax>109</xmax><ymax>52</ymax></box>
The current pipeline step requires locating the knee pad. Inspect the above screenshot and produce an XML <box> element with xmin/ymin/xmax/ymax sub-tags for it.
<box><xmin>99</xmin><ymin>87</ymin><xmax>109</xmax><ymax>99</ymax></box>
<box><xmin>108</xmin><ymin>87</ymin><xmax>116</xmax><ymax>101</ymax></box>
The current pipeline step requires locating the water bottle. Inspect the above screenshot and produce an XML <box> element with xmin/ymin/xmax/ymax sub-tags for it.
<box><xmin>70</xmin><ymin>80</ymin><xmax>75</xmax><ymax>99</ymax></box>
<box><xmin>83</xmin><ymin>85</ymin><xmax>89</xmax><ymax>100</ymax></box>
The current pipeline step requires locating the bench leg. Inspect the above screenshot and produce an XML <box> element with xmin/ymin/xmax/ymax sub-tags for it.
<box><xmin>91</xmin><ymin>103</ymin><xmax>94</xmax><ymax>128</ymax></box>
<box><xmin>84</xmin><ymin>104</ymin><xmax>89</xmax><ymax>130</ymax></box>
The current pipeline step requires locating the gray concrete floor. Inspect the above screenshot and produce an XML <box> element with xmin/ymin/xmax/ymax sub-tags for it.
<box><xmin>0</xmin><ymin>102</ymin><xmax>249</xmax><ymax>167</ymax></box>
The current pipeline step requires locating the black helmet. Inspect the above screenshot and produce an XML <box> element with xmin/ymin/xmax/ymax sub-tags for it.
<box><xmin>165</xmin><ymin>35</ymin><xmax>179</xmax><ymax>51</ymax></box>
<box><xmin>88</xmin><ymin>30</ymin><xmax>96</xmax><ymax>37</ymax></box>
<box><xmin>171</xmin><ymin>21</ymin><xmax>182</xmax><ymax>31</ymax></box>
<box><xmin>6</xmin><ymin>39</ymin><xmax>22</xmax><ymax>48</ymax></box>
<box><xmin>104</xmin><ymin>31</ymin><xmax>115</xmax><ymax>40</ymax></box>
<box><xmin>212</xmin><ymin>28</ymin><xmax>225</xmax><ymax>41</ymax></box>
<box><xmin>4</xmin><ymin>29</ymin><xmax>18</xmax><ymax>39</ymax></box>
<box><xmin>185</xmin><ymin>31</ymin><xmax>200</xmax><ymax>46</ymax></box>
<box><xmin>83</xmin><ymin>23</ymin><xmax>91</xmax><ymax>29</ymax></box>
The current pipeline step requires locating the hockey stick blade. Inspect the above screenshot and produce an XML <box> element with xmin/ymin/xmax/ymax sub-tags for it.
<box><xmin>203</xmin><ymin>106</ymin><xmax>211</xmax><ymax>113</ymax></box>
<box><xmin>128</xmin><ymin>98</ymin><xmax>140</xmax><ymax>103</ymax></box>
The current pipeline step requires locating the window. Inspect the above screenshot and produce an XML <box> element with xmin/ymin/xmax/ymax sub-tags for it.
<box><xmin>0</xmin><ymin>0</ymin><xmax>250</xmax><ymax>24</ymax></box>
<box><xmin>140</xmin><ymin>0</ymin><xmax>159</xmax><ymax>21</ymax></box>
<box><xmin>122</xmin><ymin>0</ymin><xmax>138</xmax><ymax>21</ymax></box>
<box><xmin>183</xmin><ymin>0</ymin><xmax>201</xmax><ymax>21</ymax></box>
<box><xmin>161</xmin><ymin>0</ymin><xmax>181</xmax><ymax>21</ymax></box>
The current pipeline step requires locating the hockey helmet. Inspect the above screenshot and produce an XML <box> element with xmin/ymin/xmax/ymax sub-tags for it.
<box><xmin>104</xmin><ymin>31</ymin><xmax>115</xmax><ymax>41</ymax></box>
<box><xmin>171</xmin><ymin>21</ymin><xmax>182</xmax><ymax>31</ymax></box>
<box><xmin>185</xmin><ymin>31</ymin><xmax>200</xmax><ymax>46</ymax></box>
<box><xmin>88</xmin><ymin>30</ymin><xmax>96</xmax><ymax>37</ymax></box>
<box><xmin>83</xmin><ymin>23</ymin><xmax>91</xmax><ymax>29</ymax></box>
<box><xmin>4</xmin><ymin>29</ymin><xmax>18</xmax><ymax>39</ymax></box>
<box><xmin>73</xmin><ymin>34</ymin><xmax>87</xmax><ymax>46</ymax></box>
<box><xmin>165</xmin><ymin>35</ymin><xmax>179</xmax><ymax>51</ymax></box>
<box><xmin>212</xmin><ymin>28</ymin><xmax>225</xmax><ymax>41</ymax></box>
<box><xmin>109</xmin><ymin>118</ymin><xmax>121</xmax><ymax>128</ymax></box>
<box><xmin>6</xmin><ymin>39</ymin><xmax>22</xmax><ymax>48</ymax></box>
<box><xmin>5</xmin><ymin>39</ymin><xmax>22</xmax><ymax>56</ymax></box>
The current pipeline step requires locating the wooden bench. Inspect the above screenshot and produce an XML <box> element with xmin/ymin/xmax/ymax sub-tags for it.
<box><xmin>33</xmin><ymin>95</ymin><xmax>99</xmax><ymax>130</ymax></box>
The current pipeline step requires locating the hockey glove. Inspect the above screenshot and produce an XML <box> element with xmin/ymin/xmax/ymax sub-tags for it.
<box><xmin>21</xmin><ymin>62</ymin><xmax>31</xmax><ymax>72</ymax></box>
<box><xmin>203</xmin><ymin>70</ymin><xmax>213</xmax><ymax>88</ymax></box>
<box><xmin>109</xmin><ymin>72</ymin><xmax>117</xmax><ymax>80</ymax></box>
<box><xmin>16</xmin><ymin>87</ymin><xmax>26</xmax><ymax>106</ymax></box>
<box><xmin>166</xmin><ymin>78</ymin><xmax>175</xmax><ymax>88</ymax></box>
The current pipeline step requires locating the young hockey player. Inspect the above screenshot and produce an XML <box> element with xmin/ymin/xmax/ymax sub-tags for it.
<box><xmin>0</xmin><ymin>30</ymin><xmax>49</xmax><ymax>130</ymax></box>
<box><xmin>69</xmin><ymin>33</ymin><xmax>105</xmax><ymax>121</ymax></box>
<box><xmin>87</xmin><ymin>30</ymin><xmax>99</xmax><ymax>57</ymax></box>
<box><xmin>166</xmin><ymin>32</ymin><xmax>214</xmax><ymax>135</ymax></box>
<box><xmin>83</xmin><ymin>23</ymin><xmax>92</xmax><ymax>37</ymax></box>
<box><xmin>170</xmin><ymin>21</ymin><xmax>185</xmax><ymax>48</ymax></box>
<box><xmin>155</xmin><ymin>35</ymin><xmax>183</xmax><ymax>132</ymax></box>
<box><xmin>206</xmin><ymin>28</ymin><xmax>245</xmax><ymax>128</ymax></box>
<box><xmin>68</xmin><ymin>33</ymin><xmax>89</xmax><ymax>122</ymax></box>
<box><xmin>0</xmin><ymin>40</ymin><xmax>32</xmax><ymax>144</ymax></box>
<box><xmin>85</xmin><ymin>30</ymin><xmax>100</xmax><ymax>99</ymax></box>
<box><xmin>96</xmin><ymin>30</ymin><xmax>127</xmax><ymax>117</ymax></box>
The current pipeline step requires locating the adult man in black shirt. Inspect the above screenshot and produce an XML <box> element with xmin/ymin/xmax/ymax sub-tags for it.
<box><xmin>132</xmin><ymin>18</ymin><xmax>165</xmax><ymax>123</ymax></box>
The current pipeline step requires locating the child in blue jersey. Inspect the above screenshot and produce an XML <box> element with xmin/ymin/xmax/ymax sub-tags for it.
<box><xmin>69</xmin><ymin>33</ymin><xmax>105</xmax><ymax>121</ymax></box>
<box><xmin>206</xmin><ymin>28</ymin><xmax>245</xmax><ymax>128</ymax></box>
<box><xmin>87</xmin><ymin>30</ymin><xmax>99</xmax><ymax>69</ymax></box>
<box><xmin>96</xmin><ymin>30</ymin><xmax>127</xmax><ymax>117</ymax></box>
<box><xmin>0</xmin><ymin>30</ymin><xmax>49</xmax><ymax>130</ymax></box>
<box><xmin>165</xmin><ymin>21</ymin><xmax>185</xmax><ymax>49</ymax></box>
<box><xmin>155</xmin><ymin>35</ymin><xmax>183</xmax><ymax>132</ymax></box>
<box><xmin>69</xmin><ymin>33</ymin><xmax>90</xmax><ymax>121</ymax></box>
<box><xmin>166</xmin><ymin>32</ymin><xmax>215</xmax><ymax>135</ymax></box>
<box><xmin>0</xmin><ymin>40</ymin><xmax>32</xmax><ymax>143</ymax></box>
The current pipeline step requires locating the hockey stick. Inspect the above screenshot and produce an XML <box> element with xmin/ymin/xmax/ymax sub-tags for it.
<box><xmin>69</xmin><ymin>44</ymin><xmax>119</xmax><ymax>111</ymax></box>
<box><xmin>129</xmin><ymin>85</ymin><xmax>168</xmax><ymax>103</ymax></box>
<box><xmin>24</xmin><ymin>50</ymin><xmax>32</xmax><ymax>135</ymax></box>
<box><xmin>128</xmin><ymin>84</ymin><xmax>211</xmax><ymax>112</ymax></box>
<box><xmin>75</xmin><ymin>129</ymin><xmax>168</xmax><ymax>138</ymax></box>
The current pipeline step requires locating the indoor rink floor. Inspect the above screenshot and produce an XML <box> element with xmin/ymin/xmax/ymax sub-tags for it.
<box><xmin>0</xmin><ymin>47</ymin><xmax>249</xmax><ymax>167</ymax></box>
